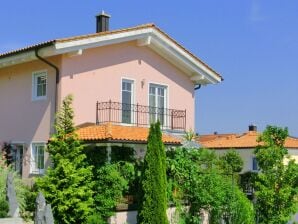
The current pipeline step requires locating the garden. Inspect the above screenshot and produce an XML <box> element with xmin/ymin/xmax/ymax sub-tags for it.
<box><xmin>1</xmin><ymin>96</ymin><xmax>297</xmax><ymax>224</ymax></box>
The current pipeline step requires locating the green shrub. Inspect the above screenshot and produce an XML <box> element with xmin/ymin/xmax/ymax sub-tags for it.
<box><xmin>0</xmin><ymin>197</ymin><xmax>8</xmax><ymax>218</ymax></box>
<box><xmin>86</xmin><ymin>213</ymin><xmax>107</xmax><ymax>224</ymax></box>
<box><xmin>93</xmin><ymin>162</ymin><xmax>131</xmax><ymax>220</ymax></box>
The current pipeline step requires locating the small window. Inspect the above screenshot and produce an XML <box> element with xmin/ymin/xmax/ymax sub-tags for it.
<box><xmin>252</xmin><ymin>157</ymin><xmax>259</xmax><ymax>171</ymax></box>
<box><xmin>31</xmin><ymin>143</ymin><xmax>45</xmax><ymax>174</ymax></box>
<box><xmin>32</xmin><ymin>71</ymin><xmax>47</xmax><ymax>100</ymax></box>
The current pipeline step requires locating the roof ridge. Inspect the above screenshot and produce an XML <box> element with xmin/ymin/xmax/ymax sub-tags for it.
<box><xmin>56</xmin><ymin>23</ymin><xmax>155</xmax><ymax>43</ymax></box>
<box><xmin>0</xmin><ymin>23</ymin><xmax>155</xmax><ymax>58</ymax></box>
<box><xmin>0</xmin><ymin>23</ymin><xmax>222</xmax><ymax>80</ymax></box>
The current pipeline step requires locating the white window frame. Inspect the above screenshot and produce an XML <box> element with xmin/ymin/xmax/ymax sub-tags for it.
<box><xmin>121</xmin><ymin>77</ymin><xmax>135</xmax><ymax>124</ymax></box>
<box><xmin>30</xmin><ymin>142</ymin><xmax>46</xmax><ymax>174</ymax></box>
<box><xmin>32</xmin><ymin>70</ymin><xmax>47</xmax><ymax>101</ymax></box>
<box><xmin>148</xmin><ymin>82</ymin><xmax>169</xmax><ymax>126</ymax></box>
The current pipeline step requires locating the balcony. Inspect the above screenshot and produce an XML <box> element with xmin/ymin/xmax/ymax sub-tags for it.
<box><xmin>96</xmin><ymin>101</ymin><xmax>186</xmax><ymax>131</ymax></box>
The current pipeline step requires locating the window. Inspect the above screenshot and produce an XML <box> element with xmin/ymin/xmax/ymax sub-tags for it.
<box><xmin>122</xmin><ymin>79</ymin><xmax>134</xmax><ymax>124</ymax></box>
<box><xmin>149</xmin><ymin>84</ymin><xmax>167</xmax><ymax>125</ymax></box>
<box><xmin>31</xmin><ymin>143</ymin><xmax>45</xmax><ymax>174</ymax></box>
<box><xmin>252</xmin><ymin>157</ymin><xmax>259</xmax><ymax>171</ymax></box>
<box><xmin>32</xmin><ymin>71</ymin><xmax>47</xmax><ymax>100</ymax></box>
<box><xmin>11</xmin><ymin>144</ymin><xmax>24</xmax><ymax>175</ymax></box>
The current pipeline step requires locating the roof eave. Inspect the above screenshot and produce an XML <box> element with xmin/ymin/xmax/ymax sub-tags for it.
<box><xmin>0</xmin><ymin>25</ymin><xmax>222</xmax><ymax>83</ymax></box>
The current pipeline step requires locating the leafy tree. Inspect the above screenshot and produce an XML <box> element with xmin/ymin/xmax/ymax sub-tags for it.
<box><xmin>36</xmin><ymin>95</ymin><xmax>94</xmax><ymax>224</ymax></box>
<box><xmin>254</xmin><ymin>125</ymin><xmax>298</xmax><ymax>224</ymax></box>
<box><xmin>214</xmin><ymin>183</ymin><xmax>255</xmax><ymax>224</ymax></box>
<box><xmin>220</xmin><ymin>149</ymin><xmax>243</xmax><ymax>173</ymax></box>
<box><xmin>167</xmin><ymin>148</ymin><xmax>254</xmax><ymax>224</ymax></box>
<box><xmin>138</xmin><ymin>121</ymin><xmax>168</xmax><ymax>224</ymax></box>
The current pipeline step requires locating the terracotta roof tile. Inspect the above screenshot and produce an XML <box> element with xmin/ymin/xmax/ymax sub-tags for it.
<box><xmin>198</xmin><ymin>131</ymin><xmax>298</xmax><ymax>149</ymax></box>
<box><xmin>76</xmin><ymin>123</ymin><xmax>181</xmax><ymax>145</ymax></box>
<box><xmin>196</xmin><ymin>133</ymin><xmax>235</xmax><ymax>142</ymax></box>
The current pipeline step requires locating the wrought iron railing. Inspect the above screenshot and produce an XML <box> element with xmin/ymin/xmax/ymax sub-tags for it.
<box><xmin>96</xmin><ymin>101</ymin><xmax>186</xmax><ymax>130</ymax></box>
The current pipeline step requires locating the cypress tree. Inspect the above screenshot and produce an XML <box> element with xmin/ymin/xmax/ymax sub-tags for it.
<box><xmin>36</xmin><ymin>95</ymin><xmax>94</xmax><ymax>224</ymax></box>
<box><xmin>138</xmin><ymin>121</ymin><xmax>168</xmax><ymax>224</ymax></box>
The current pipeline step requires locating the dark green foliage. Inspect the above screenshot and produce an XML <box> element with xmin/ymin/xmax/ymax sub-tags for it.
<box><xmin>93</xmin><ymin>162</ymin><xmax>133</xmax><ymax>221</ymax></box>
<box><xmin>22</xmin><ymin>184</ymin><xmax>38</xmax><ymax>221</ymax></box>
<box><xmin>167</xmin><ymin>148</ymin><xmax>254</xmax><ymax>224</ymax></box>
<box><xmin>220</xmin><ymin>149</ymin><xmax>244</xmax><ymax>173</ymax></box>
<box><xmin>1</xmin><ymin>143</ymin><xmax>13</xmax><ymax>166</ymax></box>
<box><xmin>239</xmin><ymin>171</ymin><xmax>258</xmax><ymax>198</ymax></box>
<box><xmin>254</xmin><ymin>125</ymin><xmax>298</xmax><ymax>224</ymax></box>
<box><xmin>138</xmin><ymin>121</ymin><xmax>168</xmax><ymax>224</ymax></box>
<box><xmin>111</xmin><ymin>146</ymin><xmax>135</xmax><ymax>163</ymax></box>
<box><xmin>85</xmin><ymin>145</ymin><xmax>108</xmax><ymax>170</ymax></box>
<box><xmin>0</xmin><ymin>198</ymin><xmax>8</xmax><ymax>218</ymax></box>
<box><xmin>36</xmin><ymin>95</ymin><xmax>94</xmax><ymax>224</ymax></box>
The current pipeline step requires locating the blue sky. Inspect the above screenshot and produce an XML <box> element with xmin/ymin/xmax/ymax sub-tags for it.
<box><xmin>1</xmin><ymin>0</ymin><xmax>297</xmax><ymax>136</ymax></box>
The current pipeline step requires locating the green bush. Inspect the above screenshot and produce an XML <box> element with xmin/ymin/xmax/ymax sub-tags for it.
<box><xmin>167</xmin><ymin>148</ymin><xmax>254</xmax><ymax>224</ymax></box>
<box><xmin>86</xmin><ymin>213</ymin><xmax>107</xmax><ymax>224</ymax></box>
<box><xmin>0</xmin><ymin>198</ymin><xmax>8</xmax><ymax>218</ymax></box>
<box><xmin>93</xmin><ymin>162</ymin><xmax>131</xmax><ymax>221</ymax></box>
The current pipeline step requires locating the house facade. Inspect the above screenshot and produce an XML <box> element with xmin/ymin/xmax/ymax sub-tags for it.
<box><xmin>0</xmin><ymin>13</ymin><xmax>222</xmax><ymax>181</ymax></box>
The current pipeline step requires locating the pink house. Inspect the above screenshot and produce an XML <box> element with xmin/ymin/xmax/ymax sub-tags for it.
<box><xmin>0</xmin><ymin>13</ymin><xmax>222</xmax><ymax>181</ymax></box>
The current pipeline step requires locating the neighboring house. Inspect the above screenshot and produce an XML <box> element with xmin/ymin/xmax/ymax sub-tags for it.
<box><xmin>197</xmin><ymin>125</ymin><xmax>298</xmax><ymax>173</ymax></box>
<box><xmin>0</xmin><ymin>12</ymin><xmax>222</xmax><ymax>181</ymax></box>
<box><xmin>197</xmin><ymin>125</ymin><xmax>298</xmax><ymax>223</ymax></box>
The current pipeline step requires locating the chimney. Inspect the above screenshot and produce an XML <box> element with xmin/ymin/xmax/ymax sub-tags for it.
<box><xmin>248</xmin><ymin>124</ymin><xmax>257</xmax><ymax>132</ymax></box>
<box><xmin>96</xmin><ymin>11</ymin><xmax>111</xmax><ymax>33</ymax></box>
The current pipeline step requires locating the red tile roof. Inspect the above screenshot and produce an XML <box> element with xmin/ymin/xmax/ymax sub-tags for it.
<box><xmin>0</xmin><ymin>23</ymin><xmax>222</xmax><ymax>80</ymax></box>
<box><xmin>197</xmin><ymin>131</ymin><xmax>298</xmax><ymax>149</ymax></box>
<box><xmin>76</xmin><ymin>123</ymin><xmax>181</xmax><ymax>145</ymax></box>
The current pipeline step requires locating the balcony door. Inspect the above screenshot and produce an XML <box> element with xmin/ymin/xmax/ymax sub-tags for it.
<box><xmin>122</xmin><ymin>79</ymin><xmax>134</xmax><ymax>124</ymax></box>
<box><xmin>149</xmin><ymin>84</ymin><xmax>167</xmax><ymax>125</ymax></box>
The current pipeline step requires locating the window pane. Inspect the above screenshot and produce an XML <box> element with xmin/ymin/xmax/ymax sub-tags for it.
<box><xmin>252</xmin><ymin>157</ymin><xmax>258</xmax><ymax>171</ymax></box>
<box><xmin>149</xmin><ymin>94</ymin><xmax>155</xmax><ymax>108</ymax></box>
<box><xmin>126</xmin><ymin>82</ymin><xmax>131</xmax><ymax>91</ymax></box>
<box><xmin>32</xmin><ymin>144</ymin><xmax>45</xmax><ymax>172</ymax></box>
<box><xmin>38</xmin><ymin>146</ymin><xmax>44</xmax><ymax>169</ymax></box>
<box><xmin>158</xmin><ymin>96</ymin><xmax>165</xmax><ymax>125</ymax></box>
<box><xmin>34</xmin><ymin>73</ymin><xmax>47</xmax><ymax>98</ymax></box>
<box><xmin>37</xmin><ymin>84</ymin><xmax>43</xmax><ymax>97</ymax></box>
<box><xmin>122</xmin><ymin>92</ymin><xmax>131</xmax><ymax>105</ymax></box>
<box><xmin>122</xmin><ymin>80</ymin><xmax>133</xmax><ymax>124</ymax></box>
<box><xmin>149</xmin><ymin>86</ymin><xmax>155</xmax><ymax>95</ymax></box>
<box><xmin>149</xmin><ymin>95</ymin><xmax>156</xmax><ymax>123</ymax></box>
<box><xmin>158</xmin><ymin>96</ymin><xmax>165</xmax><ymax>108</ymax></box>
<box><xmin>158</xmin><ymin>88</ymin><xmax>164</xmax><ymax>96</ymax></box>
